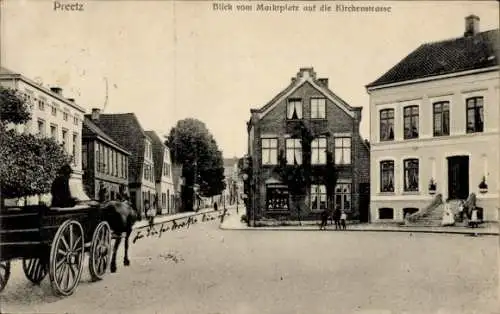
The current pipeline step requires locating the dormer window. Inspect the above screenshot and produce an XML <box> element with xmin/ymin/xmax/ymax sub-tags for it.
<box><xmin>287</xmin><ymin>99</ymin><xmax>302</xmax><ymax>120</ymax></box>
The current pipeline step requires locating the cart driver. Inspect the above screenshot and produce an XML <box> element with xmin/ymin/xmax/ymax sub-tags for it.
<box><xmin>51</xmin><ymin>164</ymin><xmax>77</xmax><ymax>208</ymax></box>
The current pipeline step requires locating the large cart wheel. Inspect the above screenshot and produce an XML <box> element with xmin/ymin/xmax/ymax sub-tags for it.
<box><xmin>23</xmin><ymin>257</ymin><xmax>48</xmax><ymax>284</ymax></box>
<box><xmin>49</xmin><ymin>220</ymin><xmax>85</xmax><ymax>296</ymax></box>
<box><xmin>89</xmin><ymin>221</ymin><xmax>112</xmax><ymax>281</ymax></box>
<box><xmin>0</xmin><ymin>261</ymin><xmax>11</xmax><ymax>292</ymax></box>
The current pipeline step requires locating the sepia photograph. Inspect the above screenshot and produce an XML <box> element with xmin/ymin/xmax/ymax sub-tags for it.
<box><xmin>0</xmin><ymin>0</ymin><xmax>499</xmax><ymax>313</ymax></box>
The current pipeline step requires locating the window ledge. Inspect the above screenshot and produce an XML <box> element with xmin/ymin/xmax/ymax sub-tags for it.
<box><xmin>377</xmin><ymin>192</ymin><xmax>395</xmax><ymax>196</ymax></box>
<box><xmin>402</xmin><ymin>191</ymin><xmax>420</xmax><ymax>195</ymax></box>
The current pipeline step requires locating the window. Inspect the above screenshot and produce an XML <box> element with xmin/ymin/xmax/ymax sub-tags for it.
<box><xmin>287</xmin><ymin>99</ymin><xmax>302</xmax><ymax>120</ymax></box>
<box><xmin>162</xmin><ymin>193</ymin><xmax>167</xmax><ymax>209</ymax></box>
<box><xmin>51</xmin><ymin>106</ymin><xmax>57</xmax><ymax>116</ymax></box>
<box><xmin>466</xmin><ymin>97</ymin><xmax>484</xmax><ymax>133</ymax></box>
<box><xmin>380</xmin><ymin>109</ymin><xmax>394</xmax><ymax>141</ymax></box>
<box><xmin>311</xmin><ymin>137</ymin><xmax>327</xmax><ymax>165</ymax></box>
<box><xmin>403</xmin><ymin>159</ymin><xmax>419</xmax><ymax>192</ymax></box>
<box><xmin>311</xmin><ymin>98</ymin><xmax>326</xmax><ymax>119</ymax></box>
<box><xmin>311</xmin><ymin>184</ymin><xmax>327</xmax><ymax>211</ymax></box>
<box><xmin>335</xmin><ymin>183</ymin><xmax>351</xmax><ymax>211</ymax></box>
<box><xmin>74</xmin><ymin>116</ymin><xmax>79</xmax><ymax>126</ymax></box>
<box><xmin>334</xmin><ymin>137</ymin><xmax>351</xmax><ymax>165</ymax></box>
<box><xmin>378</xmin><ymin>208</ymin><xmax>394</xmax><ymax>219</ymax></box>
<box><xmin>266</xmin><ymin>187</ymin><xmax>289</xmax><ymax>210</ymax></box>
<box><xmin>164</xmin><ymin>162</ymin><xmax>170</xmax><ymax>177</ymax></box>
<box><xmin>433</xmin><ymin>102</ymin><xmax>450</xmax><ymax>136</ymax></box>
<box><xmin>96</xmin><ymin>144</ymin><xmax>101</xmax><ymax>173</ymax></box>
<box><xmin>261</xmin><ymin>138</ymin><xmax>278</xmax><ymax>165</ymax></box>
<box><xmin>82</xmin><ymin>144</ymin><xmax>87</xmax><ymax>171</ymax></box>
<box><xmin>72</xmin><ymin>133</ymin><xmax>78</xmax><ymax>165</ymax></box>
<box><xmin>63</xmin><ymin>111</ymin><xmax>69</xmax><ymax>121</ymax></box>
<box><xmin>380</xmin><ymin>160</ymin><xmax>394</xmax><ymax>192</ymax></box>
<box><xmin>38</xmin><ymin>99</ymin><xmax>45</xmax><ymax>111</ymax></box>
<box><xmin>403</xmin><ymin>106</ymin><xmax>419</xmax><ymax>139</ymax></box>
<box><xmin>62</xmin><ymin>129</ymin><xmax>68</xmax><ymax>152</ymax></box>
<box><xmin>104</xmin><ymin>148</ymin><xmax>108</xmax><ymax>174</ymax></box>
<box><xmin>50</xmin><ymin>124</ymin><xmax>57</xmax><ymax>139</ymax></box>
<box><xmin>37</xmin><ymin>119</ymin><xmax>45</xmax><ymax>136</ymax></box>
<box><xmin>286</xmin><ymin>138</ymin><xmax>302</xmax><ymax>165</ymax></box>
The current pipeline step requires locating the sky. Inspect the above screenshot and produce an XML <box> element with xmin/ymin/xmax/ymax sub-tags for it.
<box><xmin>1</xmin><ymin>0</ymin><xmax>499</xmax><ymax>159</ymax></box>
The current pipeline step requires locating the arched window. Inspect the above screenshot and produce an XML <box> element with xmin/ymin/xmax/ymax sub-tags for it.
<box><xmin>403</xmin><ymin>159</ymin><xmax>419</xmax><ymax>192</ymax></box>
<box><xmin>380</xmin><ymin>160</ymin><xmax>394</xmax><ymax>192</ymax></box>
<box><xmin>403</xmin><ymin>207</ymin><xmax>419</xmax><ymax>218</ymax></box>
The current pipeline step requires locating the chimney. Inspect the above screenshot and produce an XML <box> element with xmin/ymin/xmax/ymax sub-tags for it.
<box><xmin>50</xmin><ymin>87</ymin><xmax>63</xmax><ymax>95</ymax></box>
<box><xmin>291</xmin><ymin>77</ymin><xmax>297</xmax><ymax>84</ymax></box>
<box><xmin>67</xmin><ymin>98</ymin><xmax>75</xmax><ymax>103</ymax></box>
<box><xmin>464</xmin><ymin>15</ymin><xmax>480</xmax><ymax>37</ymax></box>
<box><xmin>318</xmin><ymin>78</ymin><xmax>329</xmax><ymax>88</ymax></box>
<box><xmin>91</xmin><ymin>108</ymin><xmax>101</xmax><ymax>121</ymax></box>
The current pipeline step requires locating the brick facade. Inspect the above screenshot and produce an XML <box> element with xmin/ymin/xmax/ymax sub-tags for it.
<box><xmin>247</xmin><ymin>68</ymin><xmax>370</xmax><ymax>222</ymax></box>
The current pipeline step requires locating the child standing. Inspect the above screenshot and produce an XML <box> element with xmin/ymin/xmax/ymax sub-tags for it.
<box><xmin>470</xmin><ymin>206</ymin><xmax>479</xmax><ymax>228</ymax></box>
<box><xmin>340</xmin><ymin>210</ymin><xmax>347</xmax><ymax>230</ymax></box>
<box><xmin>145</xmin><ymin>200</ymin><xmax>154</xmax><ymax>227</ymax></box>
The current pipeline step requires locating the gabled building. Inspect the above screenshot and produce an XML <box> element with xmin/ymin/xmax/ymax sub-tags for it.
<box><xmin>82</xmin><ymin>116</ymin><xmax>131</xmax><ymax>201</ymax></box>
<box><xmin>366</xmin><ymin>15</ymin><xmax>499</xmax><ymax>223</ymax></box>
<box><xmin>86</xmin><ymin>109</ymin><xmax>156</xmax><ymax>216</ymax></box>
<box><xmin>146</xmin><ymin>131</ymin><xmax>176</xmax><ymax>215</ymax></box>
<box><xmin>247</xmin><ymin>67</ymin><xmax>370</xmax><ymax>223</ymax></box>
<box><xmin>0</xmin><ymin>67</ymin><xmax>89</xmax><ymax>205</ymax></box>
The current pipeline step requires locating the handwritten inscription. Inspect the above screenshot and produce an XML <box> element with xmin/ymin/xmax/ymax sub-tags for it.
<box><xmin>132</xmin><ymin>212</ymin><xmax>229</xmax><ymax>244</ymax></box>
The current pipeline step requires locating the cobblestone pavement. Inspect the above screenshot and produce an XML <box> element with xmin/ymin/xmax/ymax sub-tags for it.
<box><xmin>0</xmin><ymin>208</ymin><xmax>497</xmax><ymax>314</ymax></box>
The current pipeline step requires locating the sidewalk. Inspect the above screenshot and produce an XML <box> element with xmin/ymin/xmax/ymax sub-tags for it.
<box><xmin>134</xmin><ymin>205</ymin><xmax>236</xmax><ymax>230</ymax></box>
<box><xmin>219</xmin><ymin>210</ymin><xmax>499</xmax><ymax>236</ymax></box>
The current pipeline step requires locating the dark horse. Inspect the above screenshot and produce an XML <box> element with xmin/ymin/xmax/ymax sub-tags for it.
<box><xmin>99</xmin><ymin>188</ymin><xmax>140</xmax><ymax>273</ymax></box>
<box><xmin>50</xmin><ymin>165</ymin><xmax>139</xmax><ymax>274</ymax></box>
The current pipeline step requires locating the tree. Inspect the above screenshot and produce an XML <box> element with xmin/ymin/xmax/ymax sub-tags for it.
<box><xmin>0</xmin><ymin>87</ymin><xmax>71</xmax><ymax>205</ymax></box>
<box><xmin>166</xmin><ymin>118</ymin><xmax>226</xmax><ymax>211</ymax></box>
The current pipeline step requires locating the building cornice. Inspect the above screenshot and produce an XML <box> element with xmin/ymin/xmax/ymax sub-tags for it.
<box><xmin>366</xmin><ymin>66</ymin><xmax>499</xmax><ymax>92</ymax></box>
<box><xmin>0</xmin><ymin>73</ymin><xmax>87</xmax><ymax>113</ymax></box>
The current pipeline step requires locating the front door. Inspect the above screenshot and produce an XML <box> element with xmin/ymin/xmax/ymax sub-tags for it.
<box><xmin>447</xmin><ymin>156</ymin><xmax>469</xmax><ymax>200</ymax></box>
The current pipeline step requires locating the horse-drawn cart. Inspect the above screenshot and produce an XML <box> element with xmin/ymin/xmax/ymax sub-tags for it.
<box><xmin>0</xmin><ymin>203</ymin><xmax>112</xmax><ymax>296</ymax></box>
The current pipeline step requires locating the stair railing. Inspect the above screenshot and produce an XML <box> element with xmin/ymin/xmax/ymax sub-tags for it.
<box><xmin>405</xmin><ymin>194</ymin><xmax>443</xmax><ymax>224</ymax></box>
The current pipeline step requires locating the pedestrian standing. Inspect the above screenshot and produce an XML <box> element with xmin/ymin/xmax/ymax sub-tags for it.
<box><xmin>319</xmin><ymin>209</ymin><xmax>328</xmax><ymax>230</ymax></box>
<box><xmin>333</xmin><ymin>205</ymin><xmax>341</xmax><ymax>230</ymax></box>
<box><xmin>340</xmin><ymin>210</ymin><xmax>347</xmax><ymax>230</ymax></box>
<box><xmin>470</xmin><ymin>206</ymin><xmax>479</xmax><ymax>228</ymax></box>
<box><xmin>214</xmin><ymin>201</ymin><xmax>218</xmax><ymax>211</ymax></box>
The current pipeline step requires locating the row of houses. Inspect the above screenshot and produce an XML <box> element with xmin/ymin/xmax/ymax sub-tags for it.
<box><xmin>245</xmin><ymin>15</ymin><xmax>499</xmax><ymax>224</ymax></box>
<box><xmin>0</xmin><ymin>67</ymin><xmax>182</xmax><ymax>216</ymax></box>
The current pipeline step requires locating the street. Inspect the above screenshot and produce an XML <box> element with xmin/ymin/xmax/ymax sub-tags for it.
<box><xmin>0</xmin><ymin>208</ymin><xmax>498</xmax><ymax>314</ymax></box>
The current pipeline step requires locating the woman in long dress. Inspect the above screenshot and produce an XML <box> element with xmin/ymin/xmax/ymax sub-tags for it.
<box><xmin>441</xmin><ymin>202</ymin><xmax>455</xmax><ymax>226</ymax></box>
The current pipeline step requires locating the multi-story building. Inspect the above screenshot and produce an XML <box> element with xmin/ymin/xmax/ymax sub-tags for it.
<box><xmin>88</xmin><ymin>109</ymin><xmax>156</xmax><ymax>216</ymax></box>
<box><xmin>366</xmin><ymin>15</ymin><xmax>499</xmax><ymax>223</ymax></box>
<box><xmin>0</xmin><ymin>67</ymin><xmax>89</xmax><ymax>205</ymax></box>
<box><xmin>146</xmin><ymin>131</ymin><xmax>176</xmax><ymax>215</ymax></box>
<box><xmin>82</xmin><ymin>115</ymin><xmax>131</xmax><ymax>201</ymax></box>
<box><xmin>247</xmin><ymin>67</ymin><xmax>370</xmax><ymax>222</ymax></box>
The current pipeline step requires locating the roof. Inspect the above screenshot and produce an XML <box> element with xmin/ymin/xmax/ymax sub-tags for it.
<box><xmin>145</xmin><ymin>130</ymin><xmax>168</xmax><ymax>181</ymax></box>
<box><xmin>82</xmin><ymin>117</ymin><xmax>131</xmax><ymax>155</ymax></box>
<box><xmin>367</xmin><ymin>29</ymin><xmax>499</xmax><ymax>88</ymax></box>
<box><xmin>252</xmin><ymin>68</ymin><xmax>358</xmax><ymax>119</ymax></box>
<box><xmin>86</xmin><ymin>113</ymin><xmax>148</xmax><ymax>183</ymax></box>
<box><xmin>0</xmin><ymin>66</ymin><xmax>87</xmax><ymax>113</ymax></box>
